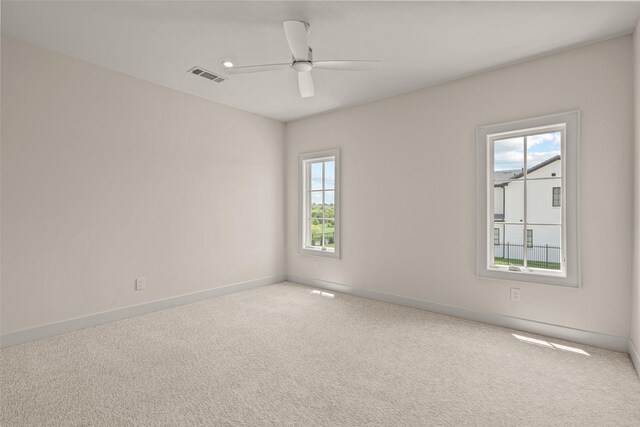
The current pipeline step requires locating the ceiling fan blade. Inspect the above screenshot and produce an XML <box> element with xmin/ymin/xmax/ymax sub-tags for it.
<box><xmin>298</xmin><ymin>71</ymin><xmax>314</xmax><ymax>98</ymax></box>
<box><xmin>225</xmin><ymin>63</ymin><xmax>290</xmax><ymax>74</ymax></box>
<box><xmin>283</xmin><ymin>20</ymin><xmax>310</xmax><ymax>60</ymax></box>
<box><xmin>313</xmin><ymin>60</ymin><xmax>380</xmax><ymax>71</ymax></box>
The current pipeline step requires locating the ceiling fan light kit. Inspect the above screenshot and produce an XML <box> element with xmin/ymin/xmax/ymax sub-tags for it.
<box><xmin>224</xmin><ymin>20</ymin><xmax>379</xmax><ymax>98</ymax></box>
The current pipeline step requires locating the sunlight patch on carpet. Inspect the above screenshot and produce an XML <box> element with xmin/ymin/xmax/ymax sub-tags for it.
<box><xmin>512</xmin><ymin>333</ymin><xmax>590</xmax><ymax>356</ymax></box>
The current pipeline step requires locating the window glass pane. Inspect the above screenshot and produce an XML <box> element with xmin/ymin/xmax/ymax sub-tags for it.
<box><xmin>525</xmin><ymin>225</ymin><xmax>561</xmax><ymax>270</ymax></box>
<box><xmin>323</xmin><ymin>200</ymin><xmax>335</xmax><ymax>219</ymax></box>
<box><xmin>310</xmin><ymin>191</ymin><xmax>323</xmax><ymax>218</ymax></box>
<box><xmin>493</xmin><ymin>182</ymin><xmax>508</xmax><ymax>223</ymax></box>
<box><xmin>310</xmin><ymin>217</ymin><xmax>322</xmax><ymax>247</ymax></box>
<box><xmin>324</xmin><ymin>219</ymin><xmax>335</xmax><ymax>251</ymax></box>
<box><xmin>323</xmin><ymin>191</ymin><xmax>335</xmax><ymax>219</ymax></box>
<box><xmin>526</xmin><ymin>178</ymin><xmax>562</xmax><ymax>224</ymax></box>
<box><xmin>494</xmin><ymin>225</ymin><xmax>524</xmax><ymax>267</ymax></box>
<box><xmin>324</xmin><ymin>160</ymin><xmax>335</xmax><ymax>190</ymax></box>
<box><xmin>494</xmin><ymin>228</ymin><xmax>500</xmax><ymax>244</ymax></box>
<box><xmin>494</xmin><ymin>180</ymin><xmax>524</xmax><ymax>224</ymax></box>
<box><xmin>324</xmin><ymin>190</ymin><xmax>335</xmax><ymax>206</ymax></box>
<box><xmin>526</xmin><ymin>131</ymin><xmax>561</xmax><ymax>173</ymax></box>
<box><xmin>310</xmin><ymin>162</ymin><xmax>323</xmax><ymax>190</ymax></box>
<box><xmin>494</xmin><ymin>137</ymin><xmax>524</xmax><ymax>180</ymax></box>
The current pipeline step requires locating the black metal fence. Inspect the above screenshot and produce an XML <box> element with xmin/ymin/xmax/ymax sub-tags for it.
<box><xmin>494</xmin><ymin>243</ymin><xmax>561</xmax><ymax>270</ymax></box>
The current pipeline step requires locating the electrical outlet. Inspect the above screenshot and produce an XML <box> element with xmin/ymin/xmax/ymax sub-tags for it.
<box><xmin>510</xmin><ymin>287</ymin><xmax>521</xmax><ymax>302</ymax></box>
<box><xmin>135</xmin><ymin>277</ymin><xmax>145</xmax><ymax>291</ymax></box>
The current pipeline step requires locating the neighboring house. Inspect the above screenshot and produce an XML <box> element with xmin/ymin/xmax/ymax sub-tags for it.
<box><xmin>494</xmin><ymin>155</ymin><xmax>561</xmax><ymax>264</ymax></box>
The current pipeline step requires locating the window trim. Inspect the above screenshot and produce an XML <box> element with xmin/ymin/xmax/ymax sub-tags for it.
<box><xmin>299</xmin><ymin>149</ymin><xmax>341</xmax><ymax>258</ymax></box>
<box><xmin>476</xmin><ymin>111</ymin><xmax>580</xmax><ymax>287</ymax></box>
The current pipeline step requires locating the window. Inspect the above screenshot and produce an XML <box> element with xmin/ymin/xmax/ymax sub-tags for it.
<box><xmin>299</xmin><ymin>149</ymin><xmax>340</xmax><ymax>258</ymax></box>
<box><xmin>552</xmin><ymin>187</ymin><xmax>561</xmax><ymax>207</ymax></box>
<box><xmin>476</xmin><ymin>111</ymin><xmax>579</xmax><ymax>287</ymax></box>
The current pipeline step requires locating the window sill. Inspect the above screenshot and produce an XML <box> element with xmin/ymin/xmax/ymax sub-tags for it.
<box><xmin>479</xmin><ymin>266</ymin><xmax>577</xmax><ymax>287</ymax></box>
<box><xmin>300</xmin><ymin>247</ymin><xmax>340</xmax><ymax>259</ymax></box>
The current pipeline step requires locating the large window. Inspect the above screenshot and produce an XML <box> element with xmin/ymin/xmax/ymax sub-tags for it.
<box><xmin>476</xmin><ymin>111</ymin><xmax>579</xmax><ymax>287</ymax></box>
<box><xmin>299</xmin><ymin>149</ymin><xmax>340</xmax><ymax>258</ymax></box>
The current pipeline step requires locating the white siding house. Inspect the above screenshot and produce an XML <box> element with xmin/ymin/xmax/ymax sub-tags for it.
<box><xmin>494</xmin><ymin>156</ymin><xmax>561</xmax><ymax>266</ymax></box>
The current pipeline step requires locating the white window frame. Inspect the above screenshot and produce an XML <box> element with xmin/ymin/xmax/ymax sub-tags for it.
<box><xmin>476</xmin><ymin>111</ymin><xmax>580</xmax><ymax>287</ymax></box>
<box><xmin>299</xmin><ymin>149</ymin><xmax>340</xmax><ymax>258</ymax></box>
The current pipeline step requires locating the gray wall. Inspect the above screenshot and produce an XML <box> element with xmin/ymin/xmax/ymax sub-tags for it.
<box><xmin>1</xmin><ymin>37</ymin><xmax>286</xmax><ymax>334</ymax></box>
<box><xmin>286</xmin><ymin>36</ymin><xmax>634</xmax><ymax>338</ymax></box>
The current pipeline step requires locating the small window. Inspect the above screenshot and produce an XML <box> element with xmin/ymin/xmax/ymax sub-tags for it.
<box><xmin>299</xmin><ymin>149</ymin><xmax>340</xmax><ymax>258</ymax></box>
<box><xmin>476</xmin><ymin>111</ymin><xmax>580</xmax><ymax>287</ymax></box>
<box><xmin>552</xmin><ymin>187</ymin><xmax>561</xmax><ymax>207</ymax></box>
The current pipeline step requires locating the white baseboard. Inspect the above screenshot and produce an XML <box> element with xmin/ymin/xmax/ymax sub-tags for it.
<box><xmin>287</xmin><ymin>275</ymin><xmax>630</xmax><ymax>354</ymax></box>
<box><xmin>0</xmin><ymin>275</ymin><xmax>286</xmax><ymax>348</ymax></box>
<box><xmin>630</xmin><ymin>340</ymin><xmax>640</xmax><ymax>378</ymax></box>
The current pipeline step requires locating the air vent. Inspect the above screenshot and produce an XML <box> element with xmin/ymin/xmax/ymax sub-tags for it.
<box><xmin>187</xmin><ymin>66</ymin><xmax>226</xmax><ymax>83</ymax></box>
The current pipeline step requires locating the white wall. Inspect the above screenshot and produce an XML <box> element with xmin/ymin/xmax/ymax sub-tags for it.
<box><xmin>0</xmin><ymin>37</ymin><xmax>285</xmax><ymax>334</ymax></box>
<box><xmin>632</xmin><ymin>21</ymin><xmax>640</xmax><ymax>352</ymax></box>
<box><xmin>286</xmin><ymin>36</ymin><xmax>634</xmax><ymax>338</ymax></box>
<box><xmin>2</xmin><ymin>33</ymin><xmax>636</xmax><ymax>345</ymax></box>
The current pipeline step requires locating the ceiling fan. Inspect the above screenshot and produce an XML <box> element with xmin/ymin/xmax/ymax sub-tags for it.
<box><xmin>225</xmin><ymin>20</ymin><xmax>380</xmax><ymax>98</ymax></box>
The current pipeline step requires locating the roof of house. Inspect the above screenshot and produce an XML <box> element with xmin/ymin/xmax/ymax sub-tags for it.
<box><xmin>511</xmin><ymin>155</ymin><xmax>561</xmax><ymax>179</ymax></box>
<box><xmin>494</xmin><ymin>170</ymin><xmax>520</xmax><ymax>181</ymax></box>
<box><xmin>494</xmin><ymin>155</ymin><xmax>560</xmax><ymax>186</ymax></box>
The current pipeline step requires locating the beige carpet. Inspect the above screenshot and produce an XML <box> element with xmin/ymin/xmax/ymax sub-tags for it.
<box><xmin>1</xmin><ymin>282</ymin><xmax>639</xmax><ymax>426</ymax></box>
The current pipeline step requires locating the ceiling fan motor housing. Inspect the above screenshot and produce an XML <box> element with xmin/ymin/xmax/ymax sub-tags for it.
<box><xmin>292</xmin><ymin>61</ymin><xmax>313</xmax><ymax>72</ymax></box>
<box><xmin>291</xmin><ymin>45</ymin><xmax>313</xmax><ymax>72</ymax></box>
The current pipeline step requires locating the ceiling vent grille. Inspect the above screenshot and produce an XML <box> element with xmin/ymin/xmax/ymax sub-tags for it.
<box><xmin>188</xmin><ymin>66</ymin><xmax>226</xmax><ymax>83</ymax></box>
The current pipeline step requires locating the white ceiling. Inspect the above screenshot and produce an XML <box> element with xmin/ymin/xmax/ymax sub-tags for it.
<box><xmin>3</xmin><ymin>1</ymin><xmax>640</xmax><ymax>122</ymax></box>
